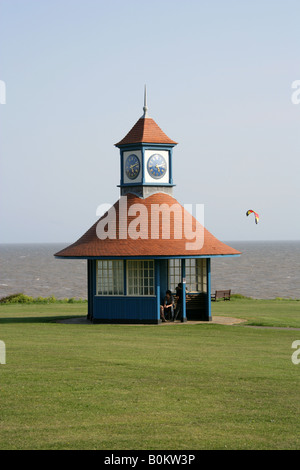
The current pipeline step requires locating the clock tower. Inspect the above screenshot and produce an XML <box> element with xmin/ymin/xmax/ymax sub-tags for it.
<box><xmin>55</xmin><ymin>88</ymin><xmax>241</xmax><ymax>324</ymax></box>
<box><xmin>115</xmin><ymin>88</ymin><xmax>177</xmax><ymax>198</ymax></box>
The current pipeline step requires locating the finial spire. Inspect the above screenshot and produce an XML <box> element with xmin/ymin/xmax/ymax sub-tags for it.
<box><xmin>142</xmin><ymin>84</ymin><xmax>149</xmax><ymax>118</ymax></box>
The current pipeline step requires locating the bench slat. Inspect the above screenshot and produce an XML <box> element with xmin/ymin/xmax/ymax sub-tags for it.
<box><xmin>211</xmin><ymin>290</ymin><xmax>231</xmax><ymax>301</ymax></box>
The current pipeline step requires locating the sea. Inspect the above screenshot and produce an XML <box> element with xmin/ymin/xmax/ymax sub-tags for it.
<box><xmin>0</xmin><ymin>241</ymin><xmax>299</xmax><ymax>300</ymax></box>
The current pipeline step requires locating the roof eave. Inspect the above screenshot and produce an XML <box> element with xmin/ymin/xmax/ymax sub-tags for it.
<box><xmin>55</xmin><ymin>253</ymin><xmax>241</xmax><ymax>260</ymax></box>
<box><xmin>115</xmin><ymin>140</ymin><xmax>178</xmax><ymax>148</ymax></box>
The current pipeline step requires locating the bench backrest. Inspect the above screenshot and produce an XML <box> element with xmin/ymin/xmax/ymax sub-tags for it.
<box><xmin>215</xmin><ymin>290</ymin><xmax>231</xmax><ymax>298</ymax></box>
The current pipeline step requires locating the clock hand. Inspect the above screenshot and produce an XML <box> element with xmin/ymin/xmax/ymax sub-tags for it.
<box><xmin>130</xmin><ymin>163</ymin><xmax>139</xmax><ymax>169</ymax></box>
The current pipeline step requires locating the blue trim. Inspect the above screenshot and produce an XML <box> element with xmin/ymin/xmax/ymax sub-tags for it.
<box><xmin>119</xmin><ymin>143</ymin><xmax>175</xmax><ymax>188</ymax></box>
<box><xmin>123</xmin><ymin>259</ymin><xmax>127</xmax><ymax>295</ymax></box>
<box><xmin>120</xmin><ymin>151</ymin><xmax>124</xmax><ymax>186</ymax></box>
<box><xmin>93</xmin><ymin>260</ymin><xmax>97</xmax><ymax>296</ymax></box>
<box><xmin>207</xmin><ymin>258</ymin><xmax>211</xmax><ymax>320</ymax></box>
<box><xmin>87</xmin><ymin>260</ymin><xmax>93</xmax><ymax>319</ymax></box>
<box><xmin>141</xmin><ymin>145</ymin><xmax>173</xmax><ymax>153</ymax></box>
<box><xmin>116</xmin><ymin>142</ymin><xmax>177</xmax><ymax>150</ymax></box>
<box><xmin>159</xmin><ymin>259</ymin><xmax>168</xmax><ymax>301</ymax></box>
<box><xmin>117</xmin><ymin>182</ymin><xmax>175</xmax><ymax>187</ymax></box>
<box><xmin>169</xmin><ymin>147</ymin><xmax>173</xmax><ymax>185</ymax></box>
<box><xmin>155</xmin><ymin>260</ymin><xmax>161</xmax><ymax>322</ymax></box>
<box><xmin>181</xmin><ymin>259</ymin><xmax>187</xmax><ymax>322</ymax></box>
<box><xmin>55</xmin><ymin>254</ymin><xmax>241</xmax><ymax>260</ymax></box>
<box><xmin>121</xmin><ymin>144</ymin><xmax>141</xmax><ymax>150</ymax></box>
<box><xmin>141</xmin><ymin>147</ymin><xmax>145</xmax><ymax>184</ymax></box>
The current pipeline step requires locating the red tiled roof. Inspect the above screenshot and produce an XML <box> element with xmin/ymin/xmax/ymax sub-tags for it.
<box><xmin>55</xmin><ymin>193</ymin><xmax>241</xmax><ymax>258</ymax></box>
<box><xmin>115</xmin><ymin>117</ymin><xmax>177</xmax><ymax>147</ymax></box>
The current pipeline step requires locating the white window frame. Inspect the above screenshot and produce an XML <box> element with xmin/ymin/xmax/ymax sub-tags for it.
<box><xmin>168</xmin><ymin>259</ymin><xmax>207</xmax><ymax>293</ymax></box>
<box><xmin>127</xmin><ymin>260</ymin><xmax>155</xmax><ymax>296</ymax></box>
<box><xmin>96</xmin><ymin>260</ymin><xmax>124</xmax><ymax>296</ymax></box>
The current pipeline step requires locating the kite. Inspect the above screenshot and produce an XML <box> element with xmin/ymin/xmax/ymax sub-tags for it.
<box><xmin>246</xmin><ymin>209</ymin><xmax>259</xmax><ymax>224</ymax></box>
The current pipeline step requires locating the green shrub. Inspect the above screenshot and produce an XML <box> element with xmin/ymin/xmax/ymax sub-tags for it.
<box><xmin>0</xmin><ymin>293</ymin><xmax>34</xmax><ymax>304</ymax></box>
<box><xmin>231</xmin><ymin>294</ymin><xmax>254</xmax><ymax>300</ymax></box>
<box><xmin>0</xmin><ymin>293</ymin><xmax>87</xmax><ymax>304</ymax></box>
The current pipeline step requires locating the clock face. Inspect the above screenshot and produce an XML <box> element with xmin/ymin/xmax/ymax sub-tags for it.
<box><xmin>147</xmin><ymin>153</ymin><xmax>167</xmax><ymax>179</ymax></box>
<box><xmin>125</xmin><ymin>154</ymin><xmax>140</xmax><ymax>180</ymax></box>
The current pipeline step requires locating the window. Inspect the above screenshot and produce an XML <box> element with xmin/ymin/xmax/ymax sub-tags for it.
<box><xmin>97</xmin><ymin>260</ymin><xmax>124</xmax><ymax>295</ymax></box>
<box><xmin>195</xmin><ymin>259</ymin><xmax>207</xmax><ymax>293</ymax></box>
<box><xmin>168</xmin><ymin>259</ymin><xmax>181</xmax><ymax>293</ymax></box>
<box><xmin>127</xmin><ymin>260</ymin><xmax>155</xmax><ymax>296</ymax></box>
<box><xmin>168</xmin><ymin>259</ymin><xmax>207</xmax><ymax>293</ymax></box>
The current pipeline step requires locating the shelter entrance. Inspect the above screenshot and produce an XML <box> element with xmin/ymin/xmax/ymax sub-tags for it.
<box><xmin>158</xmin><ymin>258</ymin><xmax>211</xmax><ymax>322</ymax></box>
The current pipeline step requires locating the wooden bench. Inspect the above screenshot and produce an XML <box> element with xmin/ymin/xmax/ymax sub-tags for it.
<box><xmin>173</xmin><ymin>293</ymin><xmax>203</xmax><ymax>311</ymax></box>
<box><xmin>173</xmin><ymin>292</ymin><xmax>208</xmax><ymax>321</ymax></box>
<box><xmin>211</xmin><ymin>289</ymin><xmax>231</xmax><ymax>301</ymax></box>
<box><xmin>186</xmin><ymin>293</ymin><xmax>207</xmax><ymax>321</ymax></box>
<box><xmin>185</xmin><ymin>293</ymin><xmax>202</xmax><ymax>309</ymax></box>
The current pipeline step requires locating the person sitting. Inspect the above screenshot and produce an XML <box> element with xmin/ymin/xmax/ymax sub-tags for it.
<box><xmin>160</xmin><ymin>290</ymin><xmax>174</xmax><ymax>322</ymax></box>
<box><xmin>160</xmin><ymin>303</ymin><xmax>167</xmax><ymax>322</ymax></box>
<box><xmin>174</xmin><ymin>283</ymin><xmax>183</xmax><ymax>321</ymax></box>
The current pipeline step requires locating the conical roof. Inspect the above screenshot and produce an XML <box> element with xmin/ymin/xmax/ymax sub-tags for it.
<box><xmin>115</xmin><ymin>117</ymin><xmax>177</xmax><ymax>147</ymax></box>
<box><xmin>55</xmin><ymin>193</ymin><xmax>241</xmax><ymax>258</ymax></box>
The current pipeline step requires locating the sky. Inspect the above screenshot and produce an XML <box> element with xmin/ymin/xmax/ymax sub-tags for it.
<box><xmin>0</xmin><ymin>0</ymin><xmax>299</xmax><ymax>243</ymax></box>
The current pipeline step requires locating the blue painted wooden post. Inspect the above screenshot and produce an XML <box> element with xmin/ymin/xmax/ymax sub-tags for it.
<box><xmin>207</xmin><ymin>258</ymin><xmax>212</xmax><ymax>321</ymax></box>
<box><xmin>181</xmin><ymin>258</ymin><xmax>187</xmax><ymax>322</ymax></box>
<box><xmin>120</xmin><ymin>151</ymin><xmax>124</xmax><ymax>186</ymax></box>
<box><xmin>123</xmin><ymin>260</ymin><xmax>127</xmax><ymax>295</ymax></box>
<box><xmin>155</xmin><ymin>260</ymin><xmax>161</xmax><ymax>323</ymax></box>
<box><xmin>169</xmin><ymin>148</ymin><xmax>173</xmax><ymax>184</ymax></box>
<box><xmin>141</xmin><ymin>146</ymin><xmax>145</xmax><ymax>184</ymax></box>
<box><xmin>87</xmin><ymin>259</ymin><xmax>92</xmax><ymax>320</ymax></box>
<box><xmin>88</xmin><ymin>260</ymin><xmax>97</xmax><ymax>322</ymax></box>
<box><xmin>92</xmin><ymin>260</ymin><xmax>97</xmax><ymax>320</ymax></box>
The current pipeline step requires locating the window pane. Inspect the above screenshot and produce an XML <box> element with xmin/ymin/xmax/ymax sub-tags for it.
<box><xmin>168</xmin><ymin>259</ymin><xmax>207</xmax><ymax>293</ymax></box>
<box><xmin>127</xmin><ymin>260</ymin><xmax>154</xmax><ymax>296</ymax></box>
<box><xmin>97</xmin><ymin>260</ymin><xmax>124</xmax><ymax>295</ymax></box>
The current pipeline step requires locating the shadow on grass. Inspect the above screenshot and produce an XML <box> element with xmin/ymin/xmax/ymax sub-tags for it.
<box><xmin>0</xmin><ymin>315</ymin><xmax>86</xmax><ymax>324</ymax></box>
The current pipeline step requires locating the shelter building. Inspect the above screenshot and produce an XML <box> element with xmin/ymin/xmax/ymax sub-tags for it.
<box><xmin>55</xmin><ymin>92</ymin><xmax>240</xmax><ymax>323</ymax></box>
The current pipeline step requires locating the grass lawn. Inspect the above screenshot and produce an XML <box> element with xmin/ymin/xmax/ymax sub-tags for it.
<box><xmin>212</xmin><ymin>297</ymin><xmax>300</xmax><ymax>328</ymax></box>
<box><xmin>0</xmin><ymin>301</ymin><xmax>300</xmax><ymax>450</ymax></box>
